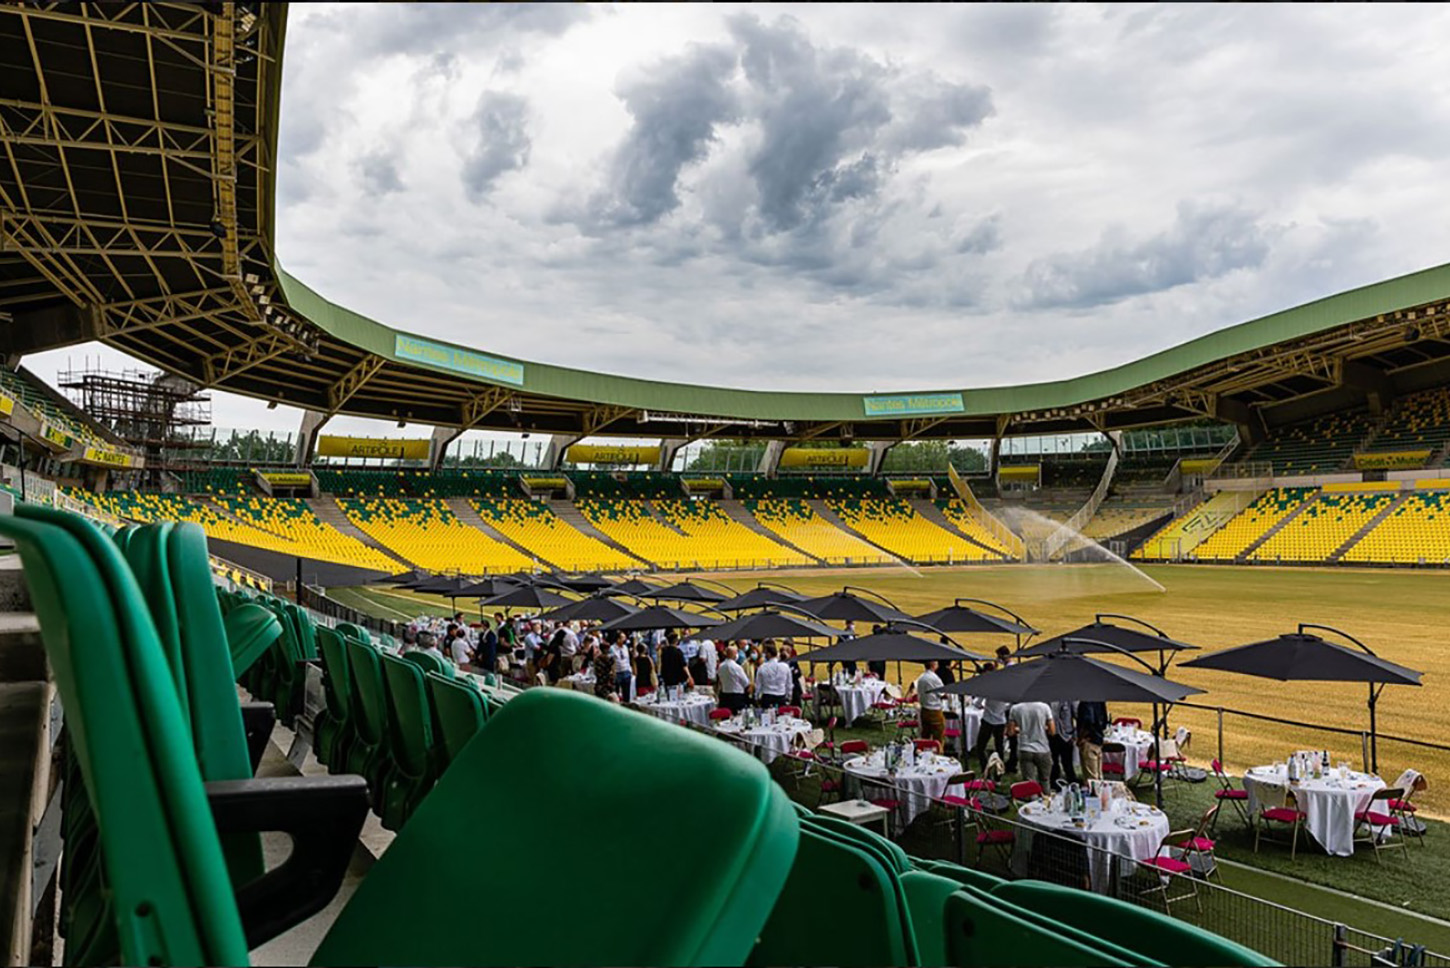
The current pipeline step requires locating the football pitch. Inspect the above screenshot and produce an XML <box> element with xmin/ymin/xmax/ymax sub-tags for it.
<box><xmin>333</xmin><ymin>562</ymin><xmax>1450</xmax><ymax>815</ymax></box>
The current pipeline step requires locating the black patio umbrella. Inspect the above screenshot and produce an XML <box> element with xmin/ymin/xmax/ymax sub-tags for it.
<box><xmin>535</xmin><ymin>595</ymin><xmax>640</xmax><ymax>625</ymax></box>
<box><xmin>640</xmin><ymin>581</ymin><xmax>729</xmax><ymax>604</ymax></box>
<box><xmin>547</xmin><ymin>573</ymin><xmax>616</xmax><ymax>592</ymax></box>
<box><xmin>480</xmin><ymin>586</ymin><xmax>574</xmax><ymax>611</ymax></box>
<box><xmin>794</xmin><ymin>588</ymin><xmax>913</xmax><ymax>625</ymax></box>
<box><xmin>684</xmin><ymin>609</ymin><xmax>840</xmax><ymax>643</ymax></box>
<box><xmin>914</xmin><ymin>599</ymin><xmax>1038</xmax><ymax>637</ymax></box>
<box><xmin>603</xmin><ymin>577</ymin><xmax>666</xmax><ymax>597</ymax></box>
<box><xmin>392</xmin><ymin>573</ymin><xmax>435</xmax><ymax>590</ymax></box>
<box><xmin>1017</xmin><ymin>615</ymin><xmax>1197</xmax><ymax>666</ymax></box>
<box><xmin>597</xmin><ymin>606</ymin><xmax>724</xmax><ymax>632</ymax></box>
<box><xmin>714</xmin><ymin>584</ymin><xmax>805</xmax><ymax>613</ymax></box>
<box><xmin>413</xmin><ymin>575</ymin><xmax>477</xmax><ymax>597</ymax></box>
<box><xmin>373</xmin><ymin>569</ymin><xmax>421</xmax><ymax>585</ymax></box>
<box><xmin>936</xmin><ymin>647</ymin><xmax>1204</xmax><ymax>705</ymax></box>
<box><xmin>791</xmin><ymin>628</ymin><xmax>991</xmax><ymax>665</ymax></box>
<box><xmin>1180</xmin><ymin>624</ymin><xmax>1423</xmax><ymax>773</ymax></box>
<box><xmin>457</xmin><ymin>576</ymin><xmax>525</xmax><ymax>598</ymax></box>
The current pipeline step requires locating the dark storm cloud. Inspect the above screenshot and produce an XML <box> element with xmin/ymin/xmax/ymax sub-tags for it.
<box><xmin>1017</xmin><ymin>202</ymin><xmax>1276</xmax><ymax>310</ymax></box>
<box><xmin>357</xmin><ymin>150</ymin><xmax>404</xmax><ymax>195</ymax></box>
<box><xmin>580</xmin><ymin>44</ymin><xmax>741</xmax><ymax>230</ymax></box>
<box><xmin>462</xmin><ymin>92</ymin><xmax>532</xmax><ymax>201</ymax></box>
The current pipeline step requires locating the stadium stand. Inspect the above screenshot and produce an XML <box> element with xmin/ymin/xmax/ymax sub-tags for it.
<box><xmin>570</xmin><ymin>471</ymin><xmax>680</xmax><ymax>500</ymax></box>
<box><xmin>743</xmin><ymin>498</ymin><xmax>893</xmax><ymax>564</ymax></box>
<box><xmin>1249</xmin><ymin>488</ymin><xmax>1398</xmax><ymax>562</ymax></box>
<box><xmin>1082</xmin><ymin>495</ymin><xmax>1175</xmax><ymax>541</ymax></box>
<box><xmin>828</xmin><ymin>497</ymin><xmax>1004</xmax><ymax>563</ymax></box>
<box><xmin>181</xmin><ymin>467</ymin><xmax>257</xmax><ymax>494</ymax></box>
<box><xmin>313</xmin><ymin>468</ymin><xmax>517</xmax><ymax>498</ymax></box>
<box><xmin>1341</xmin><ymin>486</ymin><xmax>1450</xmax><ymax>565</ymax></box>
<box><xmin>933</xmin><ymin>499</ymin><xmax>1015</xmax><ymax>556</ymax></box>
<box><xmin>653</xmin><ymin>499</ymin><xmax>811</xmax><ymax>568</ymax></box>
<box><xmin>1238</xmin><ymin>409</ymin><xmax>1375</xmax><ymax>474</ymax></box>
<box><xmin>1359</xmin><ymin>388</ymin><xmax>1450</xmax><ymax>464</ymax></box>
<box><xmin>0</xmin><ymin>366</ymin><xmax>112</xmax><ymax>448</ymax></box>
<box><xmin>339</xmin><ymin>498</ymin><xmax>534</xmax><ymax>573</ymax></box>
<box><xmin>1133</xmin><ymin>491</ymin><xmax>1247</xmax><ymax>560</ymax></box>
<box><xmin>212</xmin><ymin>494</ymin><xmax>403</xmax><ymax>572</ymax></box>
<box><xmin>471</xmin><ymin>498</ymin><xmax>641</xmax><ymax>571</ymax></box>
<box><xmin>1191</xmin><ymin>487</ymin><xmax>1318</xmax><ymax>561</ymax></box>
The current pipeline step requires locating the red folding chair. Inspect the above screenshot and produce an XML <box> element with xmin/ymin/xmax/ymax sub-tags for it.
<box><xmin>970</xmin><ymin>796</ymin><xmax>1015</xmax><ymax>867</ymax></box>
<box><xmin>708</xmin><ymin>707</ymin><xmax>733</xmax><ymax>722</ymax></box>
<box><xmin>1009</xmin><ymin>780</ymin><xmax>1042</xmax><ymax>805</ymax></box>
<box><xmin>777</xmin><ymin>705</ymin><xmax>802</xmax><ymax>718</ymax></box>
<box><xmin>1353</xmin><ymin>787</ymin><xmax>1407</xmax><ymax>862</ymax></box>
<box><xmin>914</xmin><ymin>738</ymin><xmax>942</xmax><ymax>755</ymax></box>
<box><xmin>1113</xmin><ymin>717</ymin><xmax>1143</xmax><ymax>729</ymax></box>
<box><xmin>1139</xmin><ymin>827</ymin><xmax>1202</xmax><ymax>914</ymax></box>
<box><xmin>1255</xmin><ymin>789</ymin><xmax>1306</xmax><ymax>860</ymax></box>
<box><xmin>1101</xmin><ymin>741</ymin><xmax>1128</xmax><ymax>780</ymax></box>
<box><xmin>1209</xmin><ymin>759</ymin><xmax>1251</xmax><ymax>833</ymax></box>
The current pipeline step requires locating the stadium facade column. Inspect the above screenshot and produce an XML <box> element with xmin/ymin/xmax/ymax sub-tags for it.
<box><xmin>756</xmin><ymin>440</ymin><xmax>786</xmax><ymax>476</ymax></box>
<box><xmin>429</xmin><ymin>425</ymin><xmax>461</xmax><ymax>470</ymax></box>
<box><xmin>294</xmin><ymin>409</ymin><xmax>329</xmax><ymax>467</ymax></box>
<box><xmin>544</xmin><ymin>434</ymin><xmax>582</xmax><ymax>470</ymax></box>
<box><xmin>866</xmin><ymin>440</ymin><xmax>896</xmax><ymax>475</ymax></box>
<box><xmin>658</xmin><ymin>438</ymin><xmax>686</xmax><ymax>473</ymax></box>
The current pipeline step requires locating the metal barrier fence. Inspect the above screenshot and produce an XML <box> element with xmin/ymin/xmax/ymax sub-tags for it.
<box><xmin>299</xmin><ymin>583</ymin><xmax>401</xmax><ymax>639</ymax></box>
<box><xmin>599</xmin><ymin>696</ymin><xmax>1450</xmax><ymax>968</ymax></box>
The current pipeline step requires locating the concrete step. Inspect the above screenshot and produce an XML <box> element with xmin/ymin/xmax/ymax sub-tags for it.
<box><xmin>717</xmin><ymin>500</ymin><xmax>822</xmax><ymax>564</ymax></box>
<box><xmin>550</xmin><ymin>503</ymin><xmax>652</xmax><ymax>568</ymax></box>
<box><xmin>445</xmin><ymin>498</ymin><xmax>557</xmax><ymax>571</ymax></box>
<box><xmin>307</xmin><ymin>497</ymin><xmax>416</xmax><ymax>569</ymax></box>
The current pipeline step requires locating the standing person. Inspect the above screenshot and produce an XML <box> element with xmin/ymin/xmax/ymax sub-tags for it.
<box><xmin>906</xmin><ymin>660</ymin><xmax>946</xmax><ymax>743</ymax></box>
<box><xmin>696</xmin><ymin>636</ymin><xmax>719</xmax><ymax>684</ymax></box>
<box><xmin>972</xmin><ymin>663</ymin><xmax>1009</xmax><ymax>771</ymax></box>
<box><xmin>1050</xmin><ymin>700</ymin><xmax>1079</xmax><ymax>786</ymax></box>
<box><xmin>687</xmin><ymin>649</ymin><xmax>709</xmax><ymax>689</ymax></box>
<box><xmin>1007</xmin><ymin>701</ymin><xmax>1055</xmax><ymax>786</ymax></box>
<box><xmin>522</xmin><ymin>621</ymin><xmax>543</xmax><ymax>680</ymax></box>
<box><xmin>592</xmin><ymin>640</ymin><xmax>618</xmax><ymax>701</ymax></box>
<box><xmin>716</xmin><ymin>644</ymin><xmax>752</xmax><ymax>713</ymax></box>
<box><xmin>783</xmin><ymin>643</ymin><xmax>804</xmax><ymax>707</ymax></box>
<box><xmin>633</xmin><ymin>642</ymin><xmax>656</xmax><ymax>695</ymax></box>
<box><xmin>560</xmin><ymin>622</ymin><xmax>579</xmax><ymax>672</ymax></box>
<box><xmin>866</xmin><ymin>624</ymin><xmax>888</xmax><ymax>679</ymax></box>
<box><xmin>1076</xmin><ymin>700</ymin><xmax>1110</xmax><ymax>781</ymax></box>
<box><xmin>541</xmin><ymin>628</ymin><xmax>566</xmax><ymax>684</ymax></box>
<box><xmin>753</xmin><ymin>642</ymin><xmax>791</xmax><ymax>709</ymax></box>
<box><xmin>658</xmin><ymin>634</ymin><xmax>692</xmax><ymax>692</ymax></box>
<box><xmin>494</xmin><ymin>612</ymin><xmax>516</xmax><ymax>659</ymax></box>
<box><xmin>449</xmin><ymin>626</ymin><xmax>471</xmax><ymax>668</ymax></box>
<box><xmin>475</xmin><ymin>619</ymin><xmax>499</xmax><ymax>677</ymax></box>
<box><xmin>839</xmin><ymin>620</ymin><xmax>858</xmax><ymax>676</ymax></box>
<box><xmin>609</xmin><ymin>631</ymin><xmax>633</xmax><ymax>701</ymax></box>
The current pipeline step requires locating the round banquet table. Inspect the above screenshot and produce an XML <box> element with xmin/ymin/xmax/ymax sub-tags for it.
<box><xmin>635</xmin><ymin>689</ymin><xmax>715</xmax><ymax>727</ymax></box>
<box><xmin>1241</xmin><ymin>764</ymin><xmax>1385</xmax><ymax>857</ymax></box>
<box><xmin>843</xmin><ymin>751</ymin><xmax>966</xmax><ymax>826</ymax></box>
<box><xmin>1012</xmin><ymin>798</ymin><xmax>1171</xmax><ymax>893</ymax></box>
<box><xmin>563</xmin><ymin>672</ymin><xmax>635</xmax><ymax>701</ymax></box>
<box><xmin>1082</xmin><ymin>724</ymin><xmax>1158</xmax><ymax>781</ymax></box>
<box><xmin>834</xmin><ymin>678</ymin><xmax>889</xmax><ymax>723</ymax></box>
<box><xmin>714</xmin><ymin>716</ymin><xmax>814</xmax><ymax>764</ymax></box>
<box><xmin>946</xmin><ymin>701</ymin><xmax>983</xmax><ymax>755</ymax></box>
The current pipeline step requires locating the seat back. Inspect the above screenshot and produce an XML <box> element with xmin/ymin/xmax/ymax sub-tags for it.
<box><xmin>401</xmin><ymin>649</ymin><xmax>448</xmax><ymax>676</ymax></box>
<box><xmin>945</xmin><ymin>885</ymin><xmax>1144</xmax><ymax>966</ymax></box>
<box><xmin>336</xmin><ymin>622</ymin><xmax>371</xmax><ymax>645</ymax></box>
<box><xmin>379</xmin><ymin>653</ymin><xmax>436</xmax><ymax>778</ymax></box>
<box><xmin>314</xmin><ymin>689</ymin><xmax>799</xmax><ymax>966</ymax></box>
<box><xmin>0</xmin><ymin>509</ymin><xmax>248</xmax><ymax>966</ymax></box>
<box><xmin>223</xmin><ymin>603</ymin><xmax>284</xmax><ymax>677</ymax></box>
<box><xmin>316</xmin><ymin>626</ymin><xmax>354</xmax><ymax>722</ymax></box>
<box><xmin>345</xmin><ymin>637</ymin><xmax>389</xmax><ymax>749</ymax></box>
<box><xmin>425</xmin><ymin>671</ymin><xmax>488</xmax><ymax>765</ymax></box>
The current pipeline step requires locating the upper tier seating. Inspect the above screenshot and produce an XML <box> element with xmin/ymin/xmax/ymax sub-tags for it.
<box><xmin>745</xmin><ymin>498</ymin><xmax>892</xmax><ymax>564</ymax></box>
<box><xmin>654</xmin><ymin>499</ymin><xmax>810</xmax><ymax>568</ymax></box>
<box><xmin>569</xmin><ymin>471</ymin><xmax>680</xmax><ymax>500</ymax></box>
<box><xmin>1082</xmin><ymin>497</ymin><xmax>1174</xmax><ymax>540</ymax></box>
<box><xmin>1192</xmin><ymin>487</ymin><xmax>1317</xmax><ymax>561</ymax></box>
<box><xmin>314</xmin><ymin>468</ymin><xmax>517</xmax><ymax>498</ymax></box>
<box><xmin>1239</xmin><ymin>410</ymin><xmax>1375</xmax><ymax>474</ymax></box>
<box><xmin>1361</xmin><ymin>388</ymin><xmax>1450</xmax><ymax>464</ymax></box>
<box><xmin>828</xmin><ymin>498</ymin><xmax>1003</xmax><ymax>563</ymax></box>
<box><xmin>0</xmin><ymin>366</ymin><xmax>113</xmax><ymax>448</ymax></box>
<box><xmin>471</xmin><ymin>499</ymin><xmax>641</xmax><ymax>571</ymax></box>
<box><xmin>339</xmin><ymin>498</ymin><xmax>534</xmax><ymax>573</ymax></box>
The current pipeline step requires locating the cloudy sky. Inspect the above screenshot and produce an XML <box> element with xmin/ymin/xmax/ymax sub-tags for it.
<box><xmin>29</xmin><ymin>3</ymin><xmax>1450</xmax><ymax>438</ymax></box>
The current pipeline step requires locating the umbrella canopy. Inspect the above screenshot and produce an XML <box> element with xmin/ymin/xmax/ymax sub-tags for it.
<box><xmin>684</xmin><ymin>610</ymin><xmax>840</xmax><ymax>643</ymax></box>
<box><xmin>714</xmin><ymin>586</ymin><xmax>805</xmax><ymax>612</ymax></box>
<box><xmin>792</xmin><ymin>629</ymin><xmax>989</xmax><ymax>665</ymax></box>
<box><xmin>546</xmin><ymin>573</ymin><xmax>616</xmax><ymax>592</ymax></box>
<box><xmin>1180</xmin><ymin>633</ymin><xmax>1422</xmax><ymax>684</ymax></box>
<box><xmin>794</xmin><ymin>591</ymin><xmax>913</xmax><ymax>625</ymax></box>
<box><xmin>597</xmin><ymin>606</ymin><xmax>723</xmax><ymax>632</ymax></box>
<box><xmin>373</xmin><ymin>569</ymin><xmax>420</xmax><ymax>585</ymax></box>
<box><xmin>914</xmin><ymin>604</ymin><xmax>1037</xmax><ymax>636</ymax></box>
<box><xmin>639</xmin><ymin>581</ymin><xmax>729</xmax><ymax>604</ymax></box>
<box><xmin>535</xmin><ymin>595</ymin><xmax>640</xmax><ymax>624</ymax></box>
<box><xmin>413</xmin><ymin>576</ymin><xmax>477</xmax><ymax>596</ymax></box>
<box><xmin>603</xmin><ymin>577</ymin><xmax>666</xmax><ymax>597</ymax></box>
<box><xmin>1016</xmin><ymin>620</ymin><xmax>1197</xmax><ymax>659</ymax></box>
<box><xmin>480</xmin><ymin>586</ymin><xmax>574</xmax><ymax>611</ymax></box>
<box><xmin>936</xmin><ymin>650</ymin><xmax>1204</xmax><ymax>704</ymax></box>
<box><xmin>457</xmin><ymin>576</ymin><xmax>525</xmax><ymax>598</ymax></box>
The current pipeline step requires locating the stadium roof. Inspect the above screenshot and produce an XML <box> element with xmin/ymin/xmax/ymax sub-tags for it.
<box><xmin>3</xmin><ymin>2</ymin><xmax>1450</xmax><ymax>442</ymax></box>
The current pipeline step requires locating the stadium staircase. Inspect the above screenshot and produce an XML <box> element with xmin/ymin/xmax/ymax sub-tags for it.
<box><xmin>909</xmin><ymin>498</ymin><xmax>1005</xmax><ymax>558</ymax></box>
<box><xmin>1329</xmin><ymin>493</ymin><xmax>1409</xmax><ymax>562</ymax></box>
<box><xmin>549</xmin><ymin>501</ymin><xmax>650</xmax><ymax>567</ymax></box>
<box><xmin>642</xmin><ymin>501</ymin><xmax>690</xmax><ymax>536</ymax></box>
<box><xmin>718</xmin><ymin>500</ymin><xmax>822</xmax><ymax>564</ymax></box>
<box><xmin>804</xmin><ymin>498</ymin><xmax>903</xmax><ymax>564</ymax></box>
<box><xmin>445</xmin><ymin>498</ymin><xmax>555</xmax><ymax>571</ymax></box>
<box><xmin>308</xmin><ymin>496</ymin><xmax>420</xmax><ymax>570</ymax></box>
<box><xmin>0</xmin><ymin>554</ymin><xmax>51</xmax><ymax>967</ymax></box>
<box><xmin>1234</xmin><ymin>492</ymin><xmax>1320</xmax><ymax>561</ymax></box>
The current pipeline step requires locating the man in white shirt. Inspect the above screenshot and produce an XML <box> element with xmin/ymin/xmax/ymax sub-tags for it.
<box><xmin>561</xmin><ymin>622</ymin><xmax>580</xmax><ymax>671</ymax></box>
<box><xmin>906</xmin><ymin>660</ymin><xmax>946</xmax><ymax>743</ymax></box>
<box><xmin>716</xmin><ymin>644</ymin><xmax>752</xmax><ymax>713</ymax></box>
<box><xmin>1007</xmin><ymin>701</ymin><xmax>1056</xmax><ymax>786</ymax></box>
<box><xmin>753</xmin><ymin>642</ymin><xmax>792</xmax><ymax>709</ymax></box>
<box><xmin>449</xmin><ymin>627</ymin><xmax>472</xmax><ymax>667</ymax></box>
<box><xmin>697</xmin><ymin>638</ymin><xmax>719</xmax><ymax>683</ymax></box>
<box><xmin>972</xmin><ymin>662</ymin><xmax>1010</xmax><ymax>772</ymax></box>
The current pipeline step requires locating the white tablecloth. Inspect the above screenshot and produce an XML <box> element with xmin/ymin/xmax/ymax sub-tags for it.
<box><xmin>835</xmin><ymin>678</ymin><xmax>889</xmax><ymax>723</ymax></box>
<box><xmin>1098</xmin><ymin>726</ymin><xmax>1156</xmax><ymax>781</ymax></box>
<box><xmin>948</xmin><ymin>702</ymin><xmax>982</xmax><ymax>753</ymax></box>
<box><xmin>563</xmin><ymin>672</ymin><xmax>635</xmax><ymax>701</ymax></box>
<box><xmin>1242</xmin><ymin>765</ymin><xmax>1385</xmax><ymax>857</ymax></box>
<box><xmin>843</xmin><ymin>752</ymin><xmax>966</xmax><ymax>826</ymax></box>
<box><xmin>1013</xmin><ymin>799</ymin><xmax>1170</xmax><ymax>893</ymax></box>
<box><xmin>714</xmin><ymin>716</ymin><xmax>813</xmax><ymax>764</ymax></box>
<box><xmin>636</xmin><ymin>690</ymin><xmax>715</xmax><ymax>727</ymax></box>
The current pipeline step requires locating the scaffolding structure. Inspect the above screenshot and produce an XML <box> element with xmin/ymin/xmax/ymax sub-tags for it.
<box><xmin>58</xmin><ymin>365</ymin><xmax>211</xmax><ymax>474</ymax></box>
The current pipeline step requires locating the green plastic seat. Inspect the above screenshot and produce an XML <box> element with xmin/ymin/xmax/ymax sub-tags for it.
<box><xmin>401</xmin><ymin>649</ymin><xmax>449</xmax><ymax>677</ymax></box>
<box><xmin>225</xmin><ymin>603</ymin><xmax>284</xmax><ymax>678</ymax></box>
<box><xmin>0</xmin><ymin>511</ymin><xmax>249</xmax><ymax>966</ymax></box>
<box><xmin>425</xmin><ymin>671</ymin><xmax>488</xmax><ymax>770</ymax></box>
<box><xmin>992</xmin><ymin>881</ymin><xmax>1275</xmax><ymax>967</ymax></box>
<box><xmin>343</xmin><ymin>637</ymin><xmax>394</xmax><ymax>808</ymax></box>
<box><xmin>335</xmin><ymin>622</ymin><xmax>370</xmax><ymax>644</ymax></box>
<box><xmin>314</xmin><ymin>627</ymin><xmax>356</xmax><ymax>770</ymax></box>
<box><xmin>314</xmin><ymin>688</ymin><xmax>800</xmax><ymax>966</ymax></box>
<box><xmin>378</xmin><ymin>653</ymin><xmax>443</xmax><ymax>829</ymax></box>
<box><xmin>944</xmin><ymin>884</ymin><xmax>1152</xmax><ymax>966</ymax></box>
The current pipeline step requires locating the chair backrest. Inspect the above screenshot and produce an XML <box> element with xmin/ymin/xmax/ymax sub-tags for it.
<box><xmin>345</xmin><ymin>637</ymin><xmax>390</xmax><ymax>747</ymax></box>
<box><xmin>1101</xmin><ymin>742</ymin><xmax>1126</xmax><ymax>755</ymax></box>
<box><xmin>839</xmin><ymin>739</ymin><xmax>869</xmax><ymax>755</ymax></box>
<box><xmin>316</xmin><ymin>626</ymin><xmax>354</xmax><ymax>721</ymax></box>
<box><xmin>914</xmin><ymin>739</ymin><xmax>941</xmax><ymax>754</ymax></box>
<box><xmin>946</xmin><ymin>771</ymin><xmax>975</xmax><ymax>787</ymax></box>
<box><xmin>1155</xmin><ymin>738</ymin><xmax>1179</xmax><ymax>761</ymax></box>
<box><xmin>223</xmin><ymin>603</ymin><xmax>284</xmax><ymax>677</ymax></box>
<box><xmin>379</xmin><ymin>653</ymin><xmax>436</xmax><ymax>778</ymax></box>
<box><xmin>1113</xmin><ymin>717</ymin><xmax>1141</xmax><ymax>728</ymax></box>
<box><xmin>0</xmin><ymin>508</ymin><xmax>249</xmax><ymax>966</ymax></box>
<box><xmin>402</xmin><ymin>649</ymin><xmax>448</xmax><ymax>677</ymax></box>
<box><xmin>1010</xmin><ymin>780</ymin><xmax>1042</xmax><ymax>802</ymax></box>
<box><xmin>1174</xmin><ymin>725</ymin><xmax>1191</xmax><ymax>747</ymax></box>
<box><xmin>1194</xmin><ymin>804</ymin><xmax>1220</xmax><ymax>840</ymax></box>
<box><xmin>425</xmin><ymin>672</ymin><xmax>488</xmax><ymax>766</ymax></box>
<box><xmin>1371</xmin><ymin>787</ymin><xmax>1404</xmax><ymax>805</ymax></box>
<box><xmin>1391</xmin><ymin>769</ymin><xmax>1427</xmax><ymax>796</ymax></box>
<box><xmin>709</xmin><ymin>707</ymin><xmax>733</xmax><ymax>721</ymax></box>
<box><xmin>336</xmin><ymin>622</ymin><xmax>371</xmax><ymax>645</ymax></box>
<box><xmin>777</xmin><ymin>705</ymin><xmax>801</xmax><ymax>717</ymax></box>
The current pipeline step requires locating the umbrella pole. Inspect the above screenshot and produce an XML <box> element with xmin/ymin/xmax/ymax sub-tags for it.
<box><xmin>1369</xmin><ymin>682</ymin><xmax>1379</xmax><ymax>775</ymax></box>
<box><xmin>1153</xmin><ymin>701</ymin><xmax>1164</xmax><ymax>809</ymax></box>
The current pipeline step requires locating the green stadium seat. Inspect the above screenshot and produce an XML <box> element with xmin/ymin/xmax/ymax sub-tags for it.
<box><xmin>314</xmin><ymin>627</ymin><xmax>357</xmax><ymax>771</ymax></box>
<box><xmin>343</xmin><ymin>637</ymin><xmax>394</xmax><ymax>812</ymax></box>
<box><xmin>425</xmin><ymin>671</ymin><xmax>489</xmax><ymax>770</ymax></box>
<box><xmin>378</xmin><ymin>653</ymin><xmax>444</xmax><ymax>829</ymax></box>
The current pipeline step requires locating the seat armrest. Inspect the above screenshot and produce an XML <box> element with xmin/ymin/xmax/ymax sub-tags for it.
<box><xmin>206</xmin><ymin>774</ymin><xmax>370</xmax><ymax>948</ymax></box>
<box><xmin>238</xmin><ymin>701</ymin><xmax>275</xmax><ymax>774</ymax></box>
